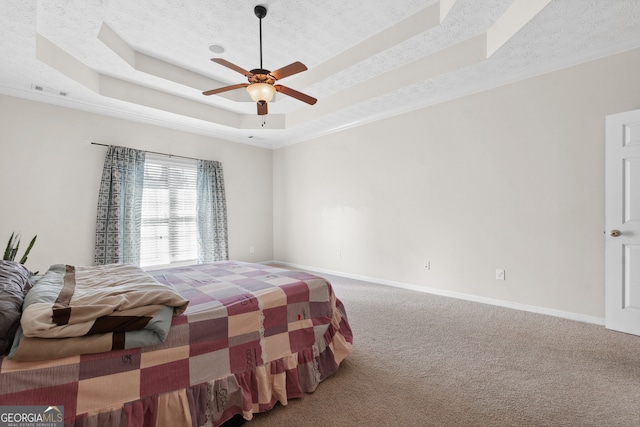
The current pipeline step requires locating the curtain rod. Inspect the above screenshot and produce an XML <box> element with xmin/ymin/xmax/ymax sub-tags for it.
<box><xmin>90</xmin><ymin>142</ymin><xmax>207</xmax><ymax>163</ymax></box>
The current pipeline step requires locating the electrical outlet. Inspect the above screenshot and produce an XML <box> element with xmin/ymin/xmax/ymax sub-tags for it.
<box><xmin>496</xmin><ymin>269</ymin><xmax>505</xmax><ymax>280</ymax></box>
<box><xmin>337</xmin><ymin>250</ymin><xmax>342</xmax><ymax>260</ymax></box>
<box><xmin>425</xmin><ymin>261</ymin><xmax>430</xmax><ymax>270</ymax></box>
<box><xmin>249</xmin><ymin>246</ymin><xmax>254</xmax><ymax>254</ymax></box>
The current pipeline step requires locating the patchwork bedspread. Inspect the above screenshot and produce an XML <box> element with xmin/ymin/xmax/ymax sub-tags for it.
<box><xmin>0</xmin><ymin>261</ymin><xmax>353</xmax><ymax>427</ymax></box>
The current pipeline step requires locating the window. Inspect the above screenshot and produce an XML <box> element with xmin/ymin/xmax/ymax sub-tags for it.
<box><xmin>140</xmin><ymin>153</ymin><xmax>198</xmax><ymax>268</ymax></box>
<box><xmin>94</xmin><ymin>145</ymin><xmax>227</xmax><ymax>266</ymax></box>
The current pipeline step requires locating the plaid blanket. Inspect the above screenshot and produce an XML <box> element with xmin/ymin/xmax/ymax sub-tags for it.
<box><xmin>0</xmin><ymin>261</ymin><xmax>353</xmax><ymax>427</ymax></box>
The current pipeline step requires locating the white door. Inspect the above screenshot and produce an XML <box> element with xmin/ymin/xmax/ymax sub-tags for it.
<box><xmin>605</xmin><ymin>108</ymin><xmax>640</xmax><ymax>335</ymax></box>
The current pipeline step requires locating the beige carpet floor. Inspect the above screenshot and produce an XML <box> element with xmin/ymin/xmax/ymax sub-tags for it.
<box><xmin>245</xmin><ymin>271</ymin><xmax>640</xmax><ymax>427</ymax></box>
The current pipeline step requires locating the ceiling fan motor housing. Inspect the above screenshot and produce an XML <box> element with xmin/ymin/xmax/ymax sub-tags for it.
<box><xmin>249</xmin><ymin>71</ymin><xmax>275</xmax><ymax>85</ymax></box>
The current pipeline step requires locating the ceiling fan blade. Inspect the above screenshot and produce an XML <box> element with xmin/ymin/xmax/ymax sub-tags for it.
<box><xmin>270</xmin><ymin>62</ymin><xmax>308</xmax><ymax>80</ymax></box>
<box><xmin>202</xmin><ymin>83</ymin><xmax>248</xmax><ymax>96</ymax></box>
<box><xmin>275</xmin><ymin>85</ymin><xmax>317</xmax><ymax>105</ymax></box>
<box><xmin>211</xmin><ymin>58</ymin><xmax>253</xmax><ymax>77</ymax></box>
<box><xmin>257</xmin><ymin>102</ymin><xmax>268</xmax><ymax>116</ymax></box>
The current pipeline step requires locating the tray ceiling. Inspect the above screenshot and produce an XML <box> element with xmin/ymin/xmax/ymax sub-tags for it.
<box><xmin>1</xmin><ymin>0</ymin><xmax>639</xmax><ymax>148</ymax></box>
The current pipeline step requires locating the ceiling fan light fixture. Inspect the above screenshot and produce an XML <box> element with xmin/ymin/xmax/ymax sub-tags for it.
<box><xmin>247</xmin><ymin>82</ymin><xmax>276</xmax><ymax>103</ymax></box>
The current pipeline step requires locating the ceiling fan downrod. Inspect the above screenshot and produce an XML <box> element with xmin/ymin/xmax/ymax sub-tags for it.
<box><xmin>255</xmin><ymin>5</ymin><xmax>267</xmax><ymax>71</ymax></box>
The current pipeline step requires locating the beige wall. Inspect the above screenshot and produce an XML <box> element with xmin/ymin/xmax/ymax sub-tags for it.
<box><xmin>2</xmin><ymin>47</ymin><xmax>639</xmax><ymax>322</ymax></box>
<box><xmin>273</xmin><ymin>47</ymin><xmax>640</xmax><ymax>321</ymax></box>
<box><xmin>0</xmin><ymin>96</ymin><xmax>273</xmax><ymax>272</ymax></box>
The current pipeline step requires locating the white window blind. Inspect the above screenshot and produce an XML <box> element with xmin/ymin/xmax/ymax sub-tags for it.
<box><xmin>140</xmin><ymin>153</ymin><xmax>198</xmax><ymax>268</ymax></box>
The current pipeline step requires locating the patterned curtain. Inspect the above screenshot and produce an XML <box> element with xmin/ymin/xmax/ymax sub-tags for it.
<box><xmin>196</xmin><ymin>160</ymin><xmax>228</xmax><ymax>263</ymax></box>
<box><xmin>94</xmin><ymin>146</ymin><xmax>146</xmax><ymax>265</ymax></box>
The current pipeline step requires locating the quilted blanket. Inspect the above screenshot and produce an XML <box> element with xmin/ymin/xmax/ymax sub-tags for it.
<box><xmin>0</xmin><ymin>261</ymin><xmax>353</xmax><ymax>427</ymax></box>
<box><xmin>10</xmin><ymin>263</ymin><xmax>188</xmax><ymax>361</ymax></box>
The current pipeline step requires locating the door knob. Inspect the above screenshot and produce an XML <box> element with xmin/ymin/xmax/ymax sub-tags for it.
<box><xmin>610</xmin><ymin>230</ymin><xmax>621</xmax><ymax>237</ymax></box>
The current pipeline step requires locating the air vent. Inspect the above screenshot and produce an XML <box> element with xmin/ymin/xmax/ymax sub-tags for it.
<box><xmin>32</xmin><ymin>84</ymin><xmax>69</xmax><ymax>97</ymax></box>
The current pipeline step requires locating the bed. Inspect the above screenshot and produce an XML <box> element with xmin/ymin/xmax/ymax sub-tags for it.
<box><xmin>0</xmin><ymin>260</ymin><xmax>353</xmax><ymax>426</ymax></box>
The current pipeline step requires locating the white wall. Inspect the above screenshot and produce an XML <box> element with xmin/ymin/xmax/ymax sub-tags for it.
<box><xmin>0</xmin><ymin>96</ymin><xmax>273</xmax><ymax>273</ymax></box>
<box><xmin>273</xmin><ymin>47</ymin><xmax>640</xmax><ymax>320</ymax></box>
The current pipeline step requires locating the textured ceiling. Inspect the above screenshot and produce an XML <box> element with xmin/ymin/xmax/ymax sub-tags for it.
<box><xmin>1</xmin><ymin>0</ymin><xmax>640</xmax><ymax>148</ymax></box>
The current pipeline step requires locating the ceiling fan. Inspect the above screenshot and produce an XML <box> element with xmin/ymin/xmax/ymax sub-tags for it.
<box><xmin>202</xmin><ymin>5</ymin><xmax>317</xmax><ymax>116</ymax></box>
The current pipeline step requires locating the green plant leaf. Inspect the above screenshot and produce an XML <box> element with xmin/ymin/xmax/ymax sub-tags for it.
<box><xmin>12</xmin><ymin>239</ymin><xmax>20</xmax><ymax>262</ymax></box>
<box><xmin>19</xmin><ymin>235</ymin><xmax>37</xmax><ymax>264</ymax></box>
<box><xmin>3</xmin><ymin>232</ymin><xmax>15</xmax><ymax>260</ymax></box>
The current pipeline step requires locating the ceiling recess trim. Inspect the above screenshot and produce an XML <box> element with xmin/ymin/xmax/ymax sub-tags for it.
<box><xmin>36</xmin><ymin>0</ymin><xmax>470</xmax><ymax>133</ymax></box>
<box><xmin>28</xmin><ymin>0</ymin><xmax>562</xmax><ymax>146</ymax></box>
<box><xmin>288</xmin><ymin>0</ymin><xmax>552</xmax><ymax>127</ymax></box>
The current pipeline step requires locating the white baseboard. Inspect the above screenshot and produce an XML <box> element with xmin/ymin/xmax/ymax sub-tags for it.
<box><xmin>271</xmin><ymin>260</ymin><xmax>605</xmax><ymax>327</ymax></box>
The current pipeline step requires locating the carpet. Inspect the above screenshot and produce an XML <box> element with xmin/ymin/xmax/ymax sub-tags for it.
<box><xmin>246</xmin><ymin>271</ymin><xmax>640</xmax><ymax>426</ymax></box>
